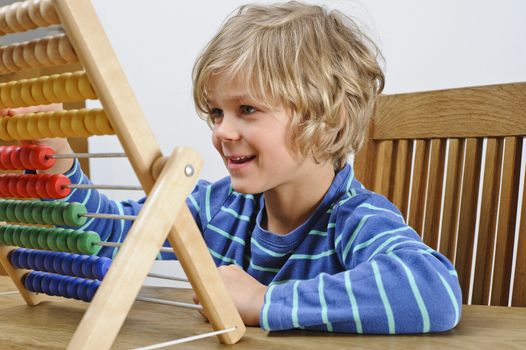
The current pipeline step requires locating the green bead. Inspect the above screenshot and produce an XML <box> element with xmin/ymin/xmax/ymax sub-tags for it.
<box><xmin>41</xmin><ymin>202</ymin><xmax>58</xmax><ymax>226</ymax></box>
<box><xmin>29</xmin><ymin>227</ymin><xmax>42</xmax><ymax>248</ymax></box>
<box><xmin>19</xmin><ymin>226</ymin><xmax>32</xmax><ymax>247</ymax></box>
<box><xmin>77</xmin><ymin>231</ymin><xmax>101</xmax><ymax>255</ymax></box>
<box><xmin>51</xmin><ymin>203</ymin><xmax>67</xmax><ymax>226</ymax></box>
<box><xmin>3</xmin><ymin>226</ymin><xmax>15</xmax><ymax>246</ymax></box>
<box><xmin>5</xmin><ymin>203</ymin><xmax>18</xmax><ymax>223</ymax></box>
<box><xmin>37</xmin><ymin>229</ymin><xmax>50</xmax><ymax>250</ymax></box>
<box><xmin>47</xmin><ymin>229</ymin><xmax>61</xmax><ymax>251</ymax></box>
<box><xmin>66</xmin><ymin>231</ymin><xmax>83</xmax><ymax>253</ymax></box>
<box><xmin>14</xmin><ymin>202</ymin><xmax>27</xmax><ymax>223</ymax></box>
<box><xmin>55</xmin><ymin>229</ymin><xmax>71</xmax><ymax>252</ymax></box>
<box><xmin>63</xmin><ymin>203</ymin><xmax>87</xmax><ymax>227</ymax></box>
<box><xmin>31</xmin><ymin>202</ymin><xmax>45</xmax><ymax>225</ymax></box>
<box><xmin>23</xmin><ymin>202</ymin><xmax>36</xmax><ymax>224</ymax></box>
<box><xmin>11</xmin><ymin>226</ymin><xmax>24</xmax><ymax>247</ymax></box>
<box><xmin>0</xmin><ymin>200</ymin><xmax>9</xmax><ymax>221</ymax></box>
<box><xmin>0</xmin><ymin>225</ymin><xmax>7</xmax><ymax>245</ymax></box>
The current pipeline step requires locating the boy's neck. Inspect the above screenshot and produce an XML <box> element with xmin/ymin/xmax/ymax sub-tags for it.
<box><xmin>262</xmin><ymin>161</ymin><xmax>335</xmax><ymax>235</ymax></box>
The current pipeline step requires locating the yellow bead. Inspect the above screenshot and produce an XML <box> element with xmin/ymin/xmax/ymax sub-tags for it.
<box><xmin>37</xmin><ymin>113</ymin><xmax>53</xmax><ymax>138</ymax></box>
<box><xmin>0</xmin><ymin>117</ymin><xmax>13</xmax><ymax>141</ymax></box>
<box><xmin>70</xmin><ymin>110</ymin><xmax>90</xmax><ymax>137</ymax></box>
<box><xmin>48</xmin><ymin>111</ymin><xmax>67</xmax><ymax>137</ymax></box>
<box><xmin>59</xmin><ymin>112</ymin><xmax>75</xmax><ymax>137</ymax></box>
<box><xmin>30</xmin><ymin>79</ymin><xmax>48</xmax><ymax>105</ymax></box>
<box><xmin>10</xmin><ymin>81</ymin><xmax>26</xmax><ymax>107</ymax></box>
<box><xmin>6</xmin><ymin>116</ymin><xmax>21</xmax><ymax>140</ymax></box>
<box><xmin>26</xmin><ymin>116</ymin><xmax>42</xmax><ymax>139</ymax></box>
<box><xmin>16</xmin><ymin>116</ymin><xmax>33</xmax><ymax>140</ymax></box>
<box><xmin>95</xmin><ymin>111</ymin><xmax>114</xmax><ymax>135</ymax></box>
<box><xmin>53</xmin><ymin>74</ymin><xmax>69</xmax><ymax>102</ymax></box>
<box><xmin>42</xmin><ymin>76</ymin><xmax>58</xmax><ymax>104</ymax></box>
<box><xmin>20</xmin><ymin>82</ymin><xmax>38</xmax><ymax>106</ymax></box>
<box><xmin>78</xmin><ymin>74</ymin><xmax>96</xmax><ymax>99</ymax></box>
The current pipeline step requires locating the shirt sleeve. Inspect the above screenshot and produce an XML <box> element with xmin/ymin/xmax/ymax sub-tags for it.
<box><xmin>260</xmin><ymin>193</ymin><xmax>462</xmax><ymax>334</ymax></box>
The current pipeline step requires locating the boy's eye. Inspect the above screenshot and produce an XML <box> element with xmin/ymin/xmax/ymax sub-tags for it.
<box><xmin>209</xmin><ymin>108</ymin><xmax>223</xmax><ymax>122</ymax></box>
<box><xmin>240</xmin><ymin>105</ymin><xmax>256</xmax><ymax>114</ymax></box>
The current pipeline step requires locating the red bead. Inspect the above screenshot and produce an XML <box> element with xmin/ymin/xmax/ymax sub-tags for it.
<box><xmin>45</xmin><ymin>174</ymin><xmax>71</xmax><ymax>199</ymax></box>
<box><xmin>9</xmin><ymin>147</ymin><xmax>25</xmax><ymax>170</ymax></box>
<box><xmin>0</xmin><ymin>175</ymin><xmax>12</xmax><ymax>197</ymax></box>
<box><xmin>25</xmin><ymin>175</ymin><xmax>40</xmax><ymax>198</ymax></box>
<box><xmin>0</xmin><ymin>146</ymin><xmax>16</xmax><ymax>169</ymax></box>
<box><xmin>19</xmin><ymin>145</ymin><xmax>38</xmax><ymax>169</ymax></box>
<box><xmin>34</xmin><ymin>174</ymin><xmax>50</xmax><ymax>198</ymax></box>
<box><xmin>8</xmin><ymin>175</ymin><xmax>20</xmax><ymax>198</ymax></box>
<box><xmin>15</xmin><ymin>175</ymin><xmax>30</xmax><ymax>198</ymax></box>
<box><xmin>32</xmin><ymin>146</ymin><xmax>56</xmax><ymax>170</ymax></box>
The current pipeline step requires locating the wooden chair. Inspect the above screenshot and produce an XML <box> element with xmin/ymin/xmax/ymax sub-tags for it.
<box><xmin>354</xmin><ymin>82</ymin><xmax>526</xmax><ymax>307</ymax></box>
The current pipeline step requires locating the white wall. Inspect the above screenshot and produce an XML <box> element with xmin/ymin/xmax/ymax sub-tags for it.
<box><xmin>84</xmin><ymin>0</ymin><xmax>526</xmax><ymax>285</ymax></box>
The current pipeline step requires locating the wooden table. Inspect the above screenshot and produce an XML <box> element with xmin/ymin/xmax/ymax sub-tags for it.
<box><xmin>1</xmin><ymin>278</ymin><xmax>525</xmax><ymax>349</ymax></box>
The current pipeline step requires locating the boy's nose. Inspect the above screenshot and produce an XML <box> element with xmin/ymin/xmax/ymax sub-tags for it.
<box><xmin>213</xmin><ymin>116</ymin><xmax>240</xmax><ymax>141</ymax></box>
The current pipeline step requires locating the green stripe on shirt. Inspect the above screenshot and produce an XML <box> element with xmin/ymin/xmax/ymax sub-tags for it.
<box><xmin>372</xmin><ymin>261</ymin><xmax>395</xmax><ymax>334</ymax></box>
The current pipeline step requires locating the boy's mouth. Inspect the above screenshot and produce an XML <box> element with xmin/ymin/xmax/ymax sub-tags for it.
<box><xmin>229</xmin><ymin>155</ymin><xmax>256</xmax><ymax>164</ymax></box>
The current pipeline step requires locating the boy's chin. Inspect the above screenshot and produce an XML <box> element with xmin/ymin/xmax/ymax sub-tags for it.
<box><xmin>230</xmin><ymin>180</ymin><xmax>261</xmax><ymax>195</ymax></box>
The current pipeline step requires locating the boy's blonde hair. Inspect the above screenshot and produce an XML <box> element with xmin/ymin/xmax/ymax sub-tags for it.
<box><xmin>193</xmin><ymin>1</ymin><xmax>384</xmax><ymax>170</ymax></box>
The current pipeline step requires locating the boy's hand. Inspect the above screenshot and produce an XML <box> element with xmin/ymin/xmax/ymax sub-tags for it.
<box><xmin>1</xmin><ymin>104</ymin><xmax>74</xmax><ymax>174</ymax></box>
<box><xmin>192</xmin><ymin>264</ymin><xmax>267</xmax><ymax>326</ymax></box>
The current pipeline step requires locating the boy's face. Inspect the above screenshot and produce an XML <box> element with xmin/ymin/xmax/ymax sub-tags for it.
<box><xmin>207</xmin><ymin>75</ymin><xmax>305</xmax><ymax>194</ymax></box>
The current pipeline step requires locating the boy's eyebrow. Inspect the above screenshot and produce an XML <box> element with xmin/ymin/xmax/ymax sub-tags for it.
<box><xmin>206</xmin><ymin>94</ymin><xmax>252</xmax><ymax>104</ymax></box>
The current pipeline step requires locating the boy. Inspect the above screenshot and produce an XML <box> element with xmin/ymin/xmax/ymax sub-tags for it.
<box><xmin>12</xmin><ymin>1</ymin><xmax>461</xmax><ymax>334</ymax></box>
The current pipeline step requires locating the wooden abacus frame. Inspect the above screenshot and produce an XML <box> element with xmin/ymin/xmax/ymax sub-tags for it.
<box><xmin>0</xmin><ymin>0</ymin><xmax>245</xmax><ymax>348</ymax></box>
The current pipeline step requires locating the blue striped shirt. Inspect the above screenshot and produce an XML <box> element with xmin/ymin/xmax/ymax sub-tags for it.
<box><xmin>62</xmin><ymin>160</ymin><xmax>462</xmax><ymax>333</ymax></box>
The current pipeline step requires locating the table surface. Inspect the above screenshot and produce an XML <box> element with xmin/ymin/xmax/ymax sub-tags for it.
<box><xmin>1</xmin><ymin>278</ymin><xmax>526</xmax><ymax>349</ymax></box>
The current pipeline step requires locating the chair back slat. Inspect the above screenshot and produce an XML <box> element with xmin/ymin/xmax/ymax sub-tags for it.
<box><xmin>438</xmin><ymin>138</ymin><xmax>464</xmax><ymax>263</ymax></box>
<box><xmin>422</xmin><ymin>139</ymin><xmax>447</xmax><ymax>249</ymax></box>
<box><xmin>472</xmin><ymin>138</ymin><xmax>503</xmax><ymax>305</ymax></box>
<box><xmin>491</xmin><ymin>137</ymin><xmax>522</xmax><ymax>305</ymax></box>
<box><xmin>354</xmin><ymin>82</ymin><xmax>526</xmax><ymax>306</ymax></box>
<box><xmin>407</xmin><ymin>140</ymin><xmax>430</xmax><ymax>235</ymax></box>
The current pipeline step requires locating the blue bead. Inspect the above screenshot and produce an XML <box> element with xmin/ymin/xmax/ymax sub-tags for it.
<box><xmin>92</xmin><ymin>257</ymin><xmax>111</xmax><ymax>280</ymax></box>
<box><xmin>34</xmin><ymin>251</ymin><xmax>46</xmax><ymax>271</ymax></box>
<box><xmin>9</xmin><ymin>249</ymin><xmax>21</xmax><ymax>269</ymax></box>
<box><xmin>61</xmin><ymin>254</ymin><xmax>78</xmax><ymax>276</ymax></box>
<box><xmin>62</xmin><ymin>276</ymin><xmax>77</xmax><ymax>299</ymax></box>
<box><xmin>24</xmin><ymin>272</ymin><xmax>34</xmax><ymax>291</ymax></box>
<box><xmin>77</xmin><ymin>279</ymin><xmax>91</xmax><ymax>302</ymax></box>
<box><xmin>67</xmin><ymin>278</ymin><xmax>82</xmax><ymax>300</ymax></box>
<box><xmin>30</xmin><ymin>272</ymin><xmax>42</xmax><ymax>292</ymax></box>
<box><xmin>26</xmin><ymin>250</ymin><xmax>37</xmax><ymax>271</ymax></box>
<box><xmin>81</xmin><ymin>256</ymin><xmax>98</xmax><ymax>279</ymax></box>
<box><xmin>48</xmin><ymin>274</ymin><xmax>60</xmax><ymax>296</ymax></box>
<box><xmin>85</xmin><ymin>280</ymin><xmax>100</xmax><ymax>302</ymax></box>
<box><xmin>57</xmin><ymin>276</ymin><xmax>69</xmax><ymax>298</ymax></box>
<box><xmin>72</xmin><ymin>255</ymin><xmax>89</xmax><ymax>277</ymax></box>
<box><xmin>40</xmin><ymin>273</ymin><xmax>53</xmax><ymax>296</ymax></box>
<box><xmin>43</xmin><ymin>251</ymin><xmax>55</xmax><ymax>272</ymax></box>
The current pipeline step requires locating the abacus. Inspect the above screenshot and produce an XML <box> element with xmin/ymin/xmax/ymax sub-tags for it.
<box><xmin>0</xmin><ymin>0</ymin><xmax>245</xmax><ymax>348</ymax></box>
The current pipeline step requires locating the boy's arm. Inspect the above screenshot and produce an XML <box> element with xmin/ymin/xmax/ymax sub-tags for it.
<box><xmin>260</xmin><ymin>196</ymin><xmax>462</xmax><ymax>334</ymax></box>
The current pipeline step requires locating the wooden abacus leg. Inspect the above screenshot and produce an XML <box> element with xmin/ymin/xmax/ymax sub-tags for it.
<box><xmin>0</xmin><ymin>245</ymin><xmax>45</xmax><ymax>305</ymax></box>
<box><xmin>0</xmin><ymin>263</ymin><xmax>6</xmax><ymax>276</ymax></box>
<box><xmin>68</xmin><ymin>147</ymin><xmax>244</xmax><ymax>349</ymax></box>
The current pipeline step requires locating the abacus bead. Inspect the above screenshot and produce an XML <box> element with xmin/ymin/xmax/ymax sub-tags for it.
<box><xmin>18</xmin><ymin>249</ymin><xmax>30</xmax><ymax>269</ymax></box>
<box><xmin>9</xmin><ymin>249</ymin><xmax>22</xmax><ymax>268</ymax></box>
<box><xmin>14</xmin><ymin>201</ymin><xmax>27</xmax><ymax>222</ymax></box>
<box><xmin>23</xmin><ymin>201</ymin><xmax>36</xmax><ymax>224</ymax></box>
<box><xmin>77</xmin><ymin>279</ymin><xmax>92</xmax><ymax>302</ymax></box>
<box><xmin>27</xmin><ymin>249</ymin><xmax>38</xmax><ymax>270</ymax></box>
<box><xmin>19</xmin><ymin>226</ymin><xmax>32</xmax><ymax>247</ymax></box>
<box><xmin>0</xmin><ymin>146</ymin><xmax>16</xmax><ymax>169</ymax></box>
<box><xmin>29</xmin><ymin>272</ymin><xmax>41</xmax><ymax>292</ymax></box>
<box><xmin>15</xmin><ymin>176</ymin><xmax>30</xmax><ymax>199</ymax></box>
<box><xmin>61</xmin><ymin>254</ymin><xmax>76</xmax><ymax>276</ymax></box>
<box><xmin>85</xmin><ymin>280</ymin><xmax>99</xmax><ymax>301</ymax></box>
<box><xmin>37</xmin><ymin>229</ymin><xmax>50</xmax><ymax>250</ymax></box>
<box><xmin>9</xmin><ymin>147</ymin><xmax>24</xmax><ymax>170</ymax></box>
<box><xmin>66</xmin><ymin>231</ymin><xmax>82</xmax><ymax>253</ymax></box>
<box><xmin>3</xmin><ymin>226</ymin><xmax>15</xmax><ymax>246</ymax></box>
<box><xmin>51</xmin><ymin>202</ymin><xmax>67</xmax><ymax>226</ymax></box>
<box><xmin>0</xmin><ymin>226</ymin><xmax>6</xmax><ymax>245</ymax></box>
<box><xmin>43</xmin><ymin>251</ymin><xmax>55</xmax><ymax>272</ymax></box>
<box><xmin>53</xmin><ymin>252</ymin><xmax>70</xmax><ymax>274</ymax></box>
<box><xmin>0</xmin><ymin>176</ymin><xmax>12</xmax><ymax>197</ymax></box>
<box><xmin>34</xmin><ymin>174</ymin><xmax>50</xmax><ymax>198</ymax></box>
<box><xmin>40</xmin><ymin>273</ymin><xmax>53</xmax><ymax>295</ymax></box>
<box><xmin>19</xmin><ymin>145</ymin><xmax>36</xmax><ymax>169</ymax></box>
<box><xmin>41</xmin><ymin>202</ymin><xmax>57</xmax><ymax>225</ymax></box>
<box><xmin>46</xmin><ymin>230</ymin><xmax>60</xmax><ymax>251</ymax></box>
<box><xmin>92</xmin><ymin>257</ymin><xmax>111</xmax><ymax>280</ymax></box>
<box><xmin>34</xmin><ymin>251</ymin><xmax>47</xmax><ymax>271</ymax></box>
<box><xmin>67</xmin><ymin>278</ymin><xmax>82</xmax><ymax>300</ymax></box>
<box><xmin>72</xmin><ymin>254</ymin><xmax>89</xmax><ymax>277</ymax></box>
<box><xmin>57</xmin><ymin>276</ymin><xmax>69</xmax><ymax>297</ymax></box>
<box><xmin>7</xmin><ymin>176</ymin><xmax>20</xmax><ymax>198</ymax></box>
<box><xmin>31</xmin><ymin>203</ymin><xmax>45</xmax><ymax>224</ymax></box>
<box><xmin>31</xmin><ymin>146</ymin><xmax>55</xmax><ymax>170</ymax></box>
<box><xmin>48</xmin><ymin>275</ymin><xmax>60</xmax><ymax>296</ymax></box>
<box><xmin>81</xmin><ymin>255</ymin><xmax>98</xmax><ymax>279</ymax></box>
<box><xmin>47</xmin><ymin>174</ymin><xmax>71</xmax><ymax>198</ymax></box>
<box><xmin>11</xmin><ymin>226</ymin><xmax>24</xmax><ymax>247</ymax></box>
<box><xmin>29</xmin><ymin>227</ymin><xmax>42</xmax><ymax>248</ymax></box>
<box><xmin>77</xmin><ymin>232</ymin><xmax>101</xmax><ymax>255</ymax></box>
<box><xmin>5</xmin><ymin>199</ymin><xmax>18</xmax><ymax>222</ymax></box>
<box><xmin>63</xmin><ymin>202</ymin><xmax>87</xmax><ymax>227</ymax></box>
<box><xmin>24</xmin><ymin>272</ymin><xmax>35</xmax><ymax>291</ymax></box>
<box><xmin>26</xmin><ymin>177</ymin><xmax>40</xmax><ymax>198</ymax></box>
<box><xmin>55</xmin><ymin>229</ymin><xmax>70</xmax><ymax>252</ymax></box>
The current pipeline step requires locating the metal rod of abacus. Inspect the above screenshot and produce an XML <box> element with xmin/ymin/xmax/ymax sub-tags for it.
<box><xmin>136</xmin><ymin>295</ymin><xmax>201</xmax><ymax>310</ymax></box>
<box><xmin>134</xmin><ymin>327</ymin><xmax>237</xmax><ymax>350</ymax></box>
<box><xmin>93</xmin><ymin>241</ymin><xmax>174</xmax><ymax>254</ymax></box>
<box><xmin>81</xmin><ymin>212</ymin><xmax>138</xmax><ymax>221</ymax></box>
<box><xmin>66</xmin><ymin>184</ymin><xmax>143</xmax><ymax>191</ymax></box>
<box><xmin>146</xmin><ymin>272</ymin><xmax>189</xmax><ymax>283</ymax></box>
<box><xmin>49</xmin><ymin>152</ymin><xmax>127</xmax><ymax>159</ymax></box>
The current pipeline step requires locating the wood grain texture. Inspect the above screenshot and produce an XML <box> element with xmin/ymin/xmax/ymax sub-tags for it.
<box><xmin>374</xmin><ymin>83</ymin><xmax>526</xmax><ymax>139</ymax></box>
<box><xmin>1</xmin><ymin>279</ymin><xmax>526</xmax><ymax>349</ymax></box>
